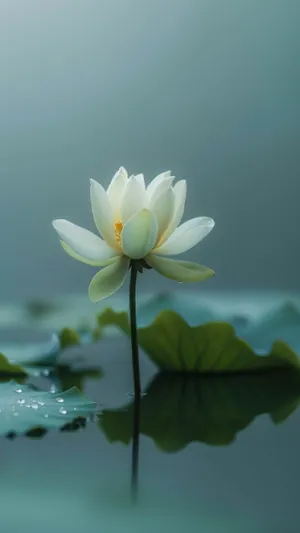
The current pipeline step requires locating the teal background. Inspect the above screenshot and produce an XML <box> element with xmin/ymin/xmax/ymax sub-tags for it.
<box><xmin>0</xmin><ymin>0</ymin><xmax>299</xmax><ymax>299</ymax></box>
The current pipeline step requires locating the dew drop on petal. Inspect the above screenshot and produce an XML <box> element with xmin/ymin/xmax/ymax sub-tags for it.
<box><xmin>59</xmin><ymin>407</ymin><xmax>67</xmax><ymax>414</ymax></box>
<box><xmin>56</xmin><ymin>397</ymin><xmax>64</xmax><ymax>403</ymax></box>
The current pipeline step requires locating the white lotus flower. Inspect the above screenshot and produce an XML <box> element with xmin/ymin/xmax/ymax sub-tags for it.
<box><xmin>52</xmin><ymin>167</ymin><xmax>215</xmax><ymax>302</ymax></box>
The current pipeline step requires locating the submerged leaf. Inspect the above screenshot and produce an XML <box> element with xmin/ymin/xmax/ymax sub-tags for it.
<box><xmin>0</xmin><ymin>381</ymin><xmax>97</xmax><ymax>436</ymax></box>
<box><xmin>99</xmin><ymin>309</ymin><xmax>300</xmax><ymax>373</ymax></box>
<box><xmin>100</xmin><ymin>371</ymin><xmax>300</xmax><ymax>451</ymax></box>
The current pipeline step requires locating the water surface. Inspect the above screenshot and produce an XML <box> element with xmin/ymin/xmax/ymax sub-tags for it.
<box><xmin>0</xmin><ymin>332</ymin><xmax>299</xmax><ymax>533</ymax></box>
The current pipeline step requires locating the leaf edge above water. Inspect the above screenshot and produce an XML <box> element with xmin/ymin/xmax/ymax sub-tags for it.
<box><xmin>98</xmin><ymin>308</ymin><xmax>300</xmax><ymax>374</ymax></box>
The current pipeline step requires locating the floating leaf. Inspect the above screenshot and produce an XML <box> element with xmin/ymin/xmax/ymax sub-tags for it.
<box><xmin>25</xmin><ymin>298</ymin><xmax>58</xmax><ymax>319</ymax></box>
<box><xmin>0</xmin><ymin>381</ymin><xmax>97</xmax><ymax>436</ymax></box>
<box><xmin>3</xmin><ymin>327</ymin><xmax>85</xmax><ymax>369</ymax></box>
<box><xmin>138</xmin><ymin>294</ymin><xmax>300</xmax><ymax>354</ymax></box>
<box><xmin>242</xmin><ymin>301</ymin><xmax>300</xmax><ymax>353</ymax></box>
<box><xmin>100</xmin><ymin>371</ymin><xmax>300</xmax><ymax>451</ymax></box>
<box><xmin>58</xmin><ymin>326</ymin><xmax>102</xmax><ymax>351</ymax></box>
<box><xmin>99</xmin><ymin>309</ymin><xmax>300</xmax><ymax>373</ymax></box>
<box><xmin>136</xmin><ymin>291</ymin><xmax>216</xmax><ymax>327</ymax></box>
<box><xmin>92</xmin><ymin>325</ymin><xmax>102</xmax><ymax>341</ymax></box>
<box><xmin>58</xmin><ymin>327</ymin><xmax>81</xmax><ymax>349</ymax></box>
<box><xmin>1</xmin><ymin>333</ymin><xmax>60</xmax><ymax>367</ymax></box>
<box><xmin>0</xmin><ymin>353</ymin><xmax>26</xmax><ymax>376</ymax></box>
<box><xmin>55</xmin><ymin>367</ymin><xmax>103</xmax><ymax>392</ymax></box>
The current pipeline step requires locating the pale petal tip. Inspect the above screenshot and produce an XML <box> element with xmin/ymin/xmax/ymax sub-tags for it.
<box><xmin>52</xmin><ymin>219</ymin><xmax>62</xmax><ymax>230</ymax></box>
<box><xmin>117</xmin><ymin>166</ymin><xmax>128</xmax><ymax>179</ymax></box>
<box><xmin>174</xmin><ymin>179</ymin><xmax>186</xmax><ymax>191</ymax></box>
<box><xmin>163</xmin><ymin>171</ymin><xmax>175</xmax><ymax>181</ymax></box>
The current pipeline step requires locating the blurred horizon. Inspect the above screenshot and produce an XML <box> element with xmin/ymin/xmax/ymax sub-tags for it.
<box><xmin>0</xmin><ymin>0</ymin><xmax>299</xmax><ymax>300</ymax></box>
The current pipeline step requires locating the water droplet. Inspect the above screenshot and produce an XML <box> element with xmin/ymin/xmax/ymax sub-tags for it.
<box><xmin>15</xmin><ymin>388</ymin><xmax>22</xmax><ymax>393</ymax></box>
<box><xmin>56</xmin><ymin>397</ymin><xmax>64</xmax><ymax>403</ymax></box>
<box><xmin>50</xmin><ymin>384</ymin><xmax>57</xmax><ymax>393</ymax></box>
<box><xmin>13</xmin><ymin>412</ymin><xmax>19</xmax><ymax>417</ymax></box>
<box><xmin>17</xmin><ymin>399</ymin><xmax>25</xmax><ymax>405</ymax></box>
<box><xmin>73</xmin><ymin>407</ymin><xmax>77</xmax><ymax>411</ymax></box>
<box><xmin>43</xmin><ymin>369</ymin><xmax>50</xmax><ymax>377</ymax></box>
<box><xmin>38</xmin><ymin>401</ymin><xmax>45</xmax><ymax>406</ymax></box>
<box><xmin>44</xmin><ymin>413</ymin><xmax>49</xmax><ymax>419</ymax></box>
<box><xmin>59</xmin><ymin>407</ymin><xmax>67</xmax><ymax>414</ymax></box>
<box><xmin>31</xmin><ymin>404</ymin><xmax>39</xmax><ymax>410</ymax></box>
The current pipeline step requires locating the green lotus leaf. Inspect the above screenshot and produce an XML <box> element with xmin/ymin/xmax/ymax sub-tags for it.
<box><xmin>0</xmin><ymin>381</ymin><xmax>97</xmax><ymax>436</ymax></box>
<box><xmin>58</xmin><ymin>327</ymin><xmax>81</xmax><ymax>349</ymax></box>
<box><xmin>98</xmin><ymin>309</ymin><xmax>300</xmax><ymax>373</ymax></box>
<box><xmin>0</xmin><ymin>353</ymin><xmax>26</xmax><ymax>376</ymax></box>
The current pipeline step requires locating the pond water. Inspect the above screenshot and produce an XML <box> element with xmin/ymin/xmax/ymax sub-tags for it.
<box><xmin>0</xmin><ymin>293</ymin><xmax>299</xmax><ymax>533</ymax></box>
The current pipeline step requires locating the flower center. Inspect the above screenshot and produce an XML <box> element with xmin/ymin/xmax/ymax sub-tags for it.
<box><xmin>114</xmin><ymin>221</ymin><xmax>123</xmax><ymax>243</ymax></box>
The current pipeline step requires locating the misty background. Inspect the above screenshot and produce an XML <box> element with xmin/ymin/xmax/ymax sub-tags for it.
<box><xmin>0</xmin><ymin>0</ymin><xmax>299</xmax><ymax>301</ymax></box>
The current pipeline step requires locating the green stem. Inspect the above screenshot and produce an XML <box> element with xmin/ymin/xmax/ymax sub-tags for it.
<box><xmin>131</xmin><ymin>392</ymin><xmax>140</xmax><ymax>502</ymax></box>
<box><xmin>129</xmin><ymin>262</ymin><xmax>141</xmax><ymax>397</ymax></box>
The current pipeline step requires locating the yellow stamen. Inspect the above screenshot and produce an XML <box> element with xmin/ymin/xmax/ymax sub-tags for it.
<box><xmin>114</xmin><ymin>221</ymin><xmax>123</xmax><ymax>243</ymax></box>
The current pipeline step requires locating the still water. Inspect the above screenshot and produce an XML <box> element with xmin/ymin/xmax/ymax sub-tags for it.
<box><xmin>0</xmin><ymin>293</ymin><xmax>299</xmax><ymax>533</ymax></box>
